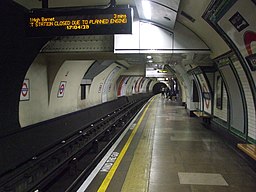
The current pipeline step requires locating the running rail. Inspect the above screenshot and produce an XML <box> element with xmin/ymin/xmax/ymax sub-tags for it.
<box><xmin>0</xmin><ymin>97</ymin><xmax>150</xmax><ymax>192</ymax></box>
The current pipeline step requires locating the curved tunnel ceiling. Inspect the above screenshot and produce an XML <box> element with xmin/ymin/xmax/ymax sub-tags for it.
<box><xmin>13</xmin><ymin>0</ymin><xmax>215</xmax><ymax>77</ymax></box>
<box><xmin>135</xmin><ymin>0</ymin><xmax>180</xmax><ymax>30</ymax></box>
<box><xmin>14</xmin><ymin>0</ymin><xmax>180</xmax><ymax>31</ymax></box>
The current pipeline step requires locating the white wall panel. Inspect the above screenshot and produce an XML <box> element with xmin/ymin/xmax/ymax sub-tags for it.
<box><xmin>232</xmin><ymin>59</ymin><xmax>256</xmax><ymax>140</ymax></box>
<box><xmin>115</xmin><ymin>21</ymin><xmax>210</xmax><ymax>53</ymax></box>
<box><xmin>125</xmin><ymin>77</ymin><xmax>137</xmax><ymax>95</ymax></box>
<box><xmin>174</xmin><ymin>64</ymin><xmax>193</xmax><ymax>110</ymax></box>
<box><xmin>87</xmin><ymin>63</ymin><xmax>124</xmax><ymax>107</ymax></box>
<box><xmin>19</xmin><ymin>56</ymin><xmax>48</xmax><ymax>127</ymax></box>
<box><xmin>134</xmin><ymin>77</ymin><xmax>143</xmax><ymax>93</ymax></box>
<box><xmin>101</xmin><ymin>66</ymin><xmax>121</xmax><ymax>102</ymax></box>
<box><xmin>149</xmin><ymin>80</ymin><xmax>157</xmax><ymax>92</ymax></box>
<box><xmin>49</xmin><ymin>60</ymin><xmax>93</xmax><ymax>117</ymax></box>
<box><xmin>114</xmin><ymin>21</ymin><xmax>140</xmax><ymax>53</ymax></box>
<box><xmin>119</xmin><ymin>77</ymin><xmax>130</xmax><ymax>96</ymax></box>
<box><xmin>19</xmin><ymin>57</ymin><xmax>94</xmax><ymax>127</ymax></box>
<box><xmin>220</xmin><ymin>65</ymin><xmax>244</xmax><ymax>133</ymax></box>
<box><xmin>141</xmin><ymin>78</ymin><xmax>150</xmax><ymax>93</ymax></box>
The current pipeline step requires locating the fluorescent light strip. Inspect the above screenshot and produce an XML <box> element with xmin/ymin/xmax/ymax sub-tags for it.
<box><xmin>142</xmin><ymin>0</ymin><xmax>151</xmax><ymax>20</ymax></box>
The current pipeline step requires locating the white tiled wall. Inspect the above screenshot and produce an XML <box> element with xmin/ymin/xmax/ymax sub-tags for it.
<box><xmin>233</xmin><ymin>60</ymin><xmax>256</xmax><ymax>140</ymax></box>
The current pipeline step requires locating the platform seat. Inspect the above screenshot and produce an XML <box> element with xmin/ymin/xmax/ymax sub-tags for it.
<box><xmin>237</xmin><ymin>143</ymin><xmax>256</xmax><ymax>160</ymax></box>
<box><xmin>193</xmin><ymin>111</ymin><xmax>210</xmax><ymax>118</ymax></box>
<box><xmin>193</xmin><ymin>111</ymin><xmax>211</xmax><ymax>125</ymax></box>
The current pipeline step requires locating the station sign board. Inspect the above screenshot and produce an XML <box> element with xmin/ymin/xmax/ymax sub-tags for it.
<box><xmin>27</xmin><ymin>7</ymin><xmax>132</xmax><ymax>37</ymax></box>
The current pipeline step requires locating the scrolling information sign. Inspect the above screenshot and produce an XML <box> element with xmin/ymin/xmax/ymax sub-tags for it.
<box><xmin>27</xmin><ymin>7</ymin><xmax>132</xmax><ymax>37</ymax></box>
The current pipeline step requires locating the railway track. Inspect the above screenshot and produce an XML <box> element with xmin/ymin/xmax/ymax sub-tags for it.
<box><xmin>0</xmin><ymin>97</ymin><xmax>149</xmax><ymax>192</ymax></box>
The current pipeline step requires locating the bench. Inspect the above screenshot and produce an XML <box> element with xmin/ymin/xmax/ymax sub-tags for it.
<box><xmin>237</xmin><ymin>144</ymin><xmax>256</xmax><ymax>160</ymax></box>
<box><xmin>193</xmin><ymin>111</ymin><xmax>211</xmax><ymax>125</ymax></box>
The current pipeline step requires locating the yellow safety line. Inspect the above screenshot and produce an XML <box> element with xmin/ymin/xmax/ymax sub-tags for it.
<box><xmin>97</xmin><ymin>97</ymin><xmax>155</xmax><ymax>192</ymax></box>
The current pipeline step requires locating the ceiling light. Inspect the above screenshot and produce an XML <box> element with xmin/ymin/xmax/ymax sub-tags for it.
<box><xmin>148</xmin><ymin>60</ymin><xmax>153</xmax><ymax>63</ymax></box>
<box><xmin>181</xmin><ymin>11</ymin><xmax>195</xmax><ymax>23</ymax></box>
<box><xmin>147</xmin><ymin>55</ymin><xmax>152</xmax><ymax>59</ymax></box>
<box><xmin>164</xmin><ymin>16</ymin><xmax>171</xmax><ymax>21</ymax></box>
<box><xmin>142</xmin><ymin>0</ymin><xmax>151</xmax><ymax>20</ymax></box>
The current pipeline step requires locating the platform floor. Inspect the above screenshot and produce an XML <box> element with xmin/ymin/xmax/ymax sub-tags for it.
<box><xmin>81</xmin><ymin>95</ymin><xmax>256</xmax><ymax>192</ymax></box>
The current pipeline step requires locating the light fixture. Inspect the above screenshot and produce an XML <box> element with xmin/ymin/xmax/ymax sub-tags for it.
<box><xmin>142</xmin><ymin>0</ymin><xmax>151</xmax><ymax>20</ymax></box>
<box><xmin>147</xmin><ymin>55</ymin><xmax>152</xmax><ymax>59</ymax></box>
<box><xmin>148</xmin><ymin>60</ymin><xmax>153</xmax><ymax>63</ymax></box>
<box><xmin>164</xmin><ymin>16</ymin><xmax>171</xmax><ymax>21</ymax></box>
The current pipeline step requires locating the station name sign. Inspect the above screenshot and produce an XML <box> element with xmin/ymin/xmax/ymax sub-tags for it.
<box><xmin>27</xmin><ymin>7</ymin><xmax>132</xmax><ymax>37</ymax></box>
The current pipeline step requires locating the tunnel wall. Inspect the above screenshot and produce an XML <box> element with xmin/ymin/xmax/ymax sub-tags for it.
<box><xmin>117</xmin><ymin>77</ymin><xmax>150</xmax><ymax>96</ymax></box>
<box><xmin>49</xmin><ymin>60</ymin><xmax>94</xmax><ymax>117</ymax></box>
<box><xmin>19</xmin><ymin>57</ymin><xmax>95</xmax><ymax>127</ymax></box>
<box><xmin>0</xmin><ymin>1</ymin><xmax>48</xmax><ymax>136</ymax></box>
<box><xmin>19</xmin><ymin>55</ymin><xmax>152</xmax><ymax>127</ymax></box>
<box><xmin>174</xmin><ymin>64</ymin><xmax>197</xmax><ymax>112</ymax></box>
<box><xmin>202</xmin><ymin>0</ymin><xmax>256</xmax><ymax>143</ymax></box>
<box><xmin>0</xmin><ymin>93</ymin><xmax>152</xmax><ymax>176</ymax></box>
<box><xmin>140</xmin><ymin>78</ymin><xmax>150</xmax><ymax>93</ymax></box>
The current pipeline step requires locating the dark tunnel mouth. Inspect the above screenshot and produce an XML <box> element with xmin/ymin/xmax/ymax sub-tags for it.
<box><xmin>152</xmin><ymin>82</ymin><xmax>167</xmax><ymax>95</ymax></box>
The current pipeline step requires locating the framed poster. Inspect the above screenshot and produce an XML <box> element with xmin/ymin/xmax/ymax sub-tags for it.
<box><xmin>216</xmin><ymin>75</ymin><xmax>223</xmax><ymax>109</ymax></box>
